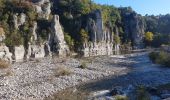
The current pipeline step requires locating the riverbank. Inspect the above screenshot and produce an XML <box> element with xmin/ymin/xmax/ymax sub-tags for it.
<box><xmin>47</xmin><ymin>52</ymin><xmax>170</xmax><ymax>100</ymax></box>
<box><xmin>0</xmin><ymin>53</ymin><xmax>139</xmax><ymax>100</ymax></box>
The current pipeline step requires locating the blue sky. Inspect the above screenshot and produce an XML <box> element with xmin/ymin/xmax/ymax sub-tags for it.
<box><xmin>93</xmin><ymin>0</ymin><xmax>170</xmax><ymax>15</ymax></box>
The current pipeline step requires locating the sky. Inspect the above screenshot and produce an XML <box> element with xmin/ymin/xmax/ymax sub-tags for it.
<box><xmin>93</xmin><ymin>0</ymin><xmax>170</xmax><ymax>15</ymax></box>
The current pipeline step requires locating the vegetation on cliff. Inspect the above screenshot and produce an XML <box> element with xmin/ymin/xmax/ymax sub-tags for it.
<box><xmin>0</xmin><ymin>0</ymin><xmax>170</xmax><ymax>50</ymax></box>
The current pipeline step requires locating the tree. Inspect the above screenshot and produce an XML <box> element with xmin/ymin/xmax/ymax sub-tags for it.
<box><xmin>79</xmin><ymin>29</ymin><xmax>88</xmax><ymax>43</ymax></box>
<box><xmin>64</xmin><ymin>33</ymin><xmax>74</xmax><ymax>50</ymax></box>
<box><xmin>114</xmin><ymin>34</ymin><xmax>121</xmax><ymax>45</ymax></box>
<box><xmin>145</xmin><ymin>32</ymin><xmax>153</xmax><ymax>41</ymax></box>
<box><xmin>144</xmin><ymin>32</ymin><xmax>154</xmax><ymax>46</ymax></box>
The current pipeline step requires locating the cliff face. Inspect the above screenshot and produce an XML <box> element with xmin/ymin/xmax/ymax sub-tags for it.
<box><xmin>121</xmin><ymin>12</ymin><xmax>145</xmax><ymax>49</ymax></box>
<box><xmin>81</xmin><ymin>10</ymin><xmax>114</xmax><ymax>57</ymax></box>
<box><xmin>0</xmin><ymin>0</ymin><xmax>70</xmax><ymax>62</ymax></box>
<box><xmin>0</xmin><ymin>1</ymin><xmax>148</xmax><ymax>61</ymax></box>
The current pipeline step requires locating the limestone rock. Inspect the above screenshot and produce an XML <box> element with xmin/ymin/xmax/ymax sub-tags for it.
<box><xmin>0</xmin><ymin>27</ymin><xmax>6</xmax><ymax>42</ymax></box>
<box><xmin>0</xmin><ymin>45</ymin><xmax>12</xmax><ymax>62</ymax></box>
<box><xmin>29</xmin><ymin>44</ymin><xmax>45</xmax><ymax>58</ymax></box>
<box><xmin>49</xmin><ymin>15</ymin><xmax>70</xmax><ymax>56</ymax></box>
<box><xmin>31</xmin><ymin>22</ymin><xmax>38</xmax><ymax>42</ymax></box>
<box><xmin>33</xmin><ymin>0</ymin><xmax>51</xmax><ymax>19</ymax></box>
<box><xmin>13</xmin><ymin>45</ymin><xmax>25</xmax><ymax>62</ymax></box>
<box><xmin>121</xmin><ymin>12</ymin><xmax>145</xmax><ymax>49</ymax></box>
<box><xmin>13</xmin><ymin>13</ymin><xmax>26</xmax><ymax>29</ymax></box>
<box><xmin>82</xmin><ymin>10</ymin><xmax>114</xmax><ymax>57</ymax></box>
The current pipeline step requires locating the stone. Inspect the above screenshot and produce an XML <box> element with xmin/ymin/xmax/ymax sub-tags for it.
<box><xmin>49</xmin><ymin>15</ymin><xmax>70</xmax><ymax>56</ymax></box>
<box><xmin>120</xmin><ymin>11</ymin><xmax>145</xmax><ymax>49</ymax></box>
<box><xmin>0</xmin><ymin>27</ymin><xmax>6</xmax><ymax>42</ymax></box>
<box><xmin>18</xmin><ymin>13</ymin><xmax>26</xmax><ymax>26</ymax></box>
<box><xmin>13</xmin><ymin>14</ymin><xmax>18</xmax><ymax>29</ymax></box>
<box><xmin>13</xmin><ymin>45</ymin><xmax>25</xmax><ymax>62</ymax></box>
<box><xmin>33</xmin><ymin>0</ymin><xmax>51</xmax><ymax>19</ymax></box>
<box><xmin>28</xmin><ymin>44</ymin><xmax>45</xmax><ymax>58</ymax></box>
<box><xmin>31</xmin><ymin>22</ymin><xmax>38</xmax><ymax>42</ymax></box>
<box><xmin>0</xmin><ymin>45</ymin><xmax>12</xmax><ymax>62</ymax></box>
<box><xmin>81</xmin><ymin>10</ymin><xmax>114</xmax><ymax>57</ymax></box>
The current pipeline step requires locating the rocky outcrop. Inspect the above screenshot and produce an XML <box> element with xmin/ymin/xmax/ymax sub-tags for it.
<box><xmin>27</xmin><ymin>44</ymin><xmax>45</xmax><ymax>58</ymax></box>
<box><xmin>0</xmin><ymin>27</ymin><xmax>6</xmax><ymax>42</ymax></box>
<box><xmin>0</xmin><ymin>45</ymin><xmax>12</xmax><ymax>62</ymax></box>
<box><xmin>121</xmin><ymin>12</ymin><xmax>145</xmax><ymax>49</ymax></box>
<box><xmin>12</xmin><ymin>45</ymin><xmax>25</xmax><ymax>62</ymax></box>
<box><xmin>49</xmin><ymin>15</ymin><xmax>70</xmax><ymax>56</ymax></box>
<box><xmin>81</xmin><ymin>10</ymin><xmax>114</xmax><ymax>57</ymax></box>
<box><xmin>33</xmin><ymin>0</ymin><xmax>51</xmax><ymax>19</ymax></box>
<box><xmin>13</xmin><ymin>13</ymin><xmax>26</xmax><ymax>29</ymax></box>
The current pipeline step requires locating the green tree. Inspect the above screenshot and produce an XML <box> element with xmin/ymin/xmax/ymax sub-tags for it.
<box><xmin>114</xmin><ymin>34</ymin><xmax>121</xmax><ymax>45</ymax></box>
<box><xmin>64</xmin><ymin>33</ymin><xmax>74</xmax><ymax>50</ymax></box>
<box><xmin>79</xmin><ymin>29</ymin><xmax>89</xmax><ymax>43</ymax></box>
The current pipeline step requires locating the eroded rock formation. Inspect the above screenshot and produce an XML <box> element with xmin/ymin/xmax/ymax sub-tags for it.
<box><xmin>121</xmin><ymin>12</ymin><xmax>145</xmax><ymax>49</ymax></box>
<box><xmin>49</xmin><ymin>15</ymin><xmax>70</xmax><ymax>56</ymax></box>
<box><xmin>82</xmin><ymin>10</ymin><xmax>114</xmax><ymax>57</ymax></box>
<box><xmin>32</xmin><ymin>0</ymin><xmax>51</xmax><ymax>19</ymax></box>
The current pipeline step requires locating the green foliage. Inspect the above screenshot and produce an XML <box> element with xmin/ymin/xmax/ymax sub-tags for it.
<box><xmin>136</xmin><ymin>86</ymin><xmax>151</xmax><ymax>100</ymax></box>
<box><xmin>152</xmin><ymin>34</ymin><xmax>170</xmax><ymax>47</ymax></box>
<box><xmin>79</xmin><ymin>62</ymin><xmax>87</xmax><ymax>69</ymax></box>
<box><xmin>64</xmin><ymin>33</ymin><xmax>74</xmax><ymax>50</ymax></box>
<box><xmin>79</xmin><ymin>29</ymin><xmax>89</xmax><ymax>43</ymax></box>
<box><xmin>5</xmin><ymin>30</ymin><xmax>24</xmax><ymax>46</ymax></box>
<box><xmin>114</xmin><ymin>34</ymin><xmax>121</xmax><ymax>44</ymax></box>
<box><xmin>149</xmin><ymin>51</ymin><xmax>170</xmax><ymax>67</ymax></box>
<box><xmin>115</xmin><ymin>95</ymin><xmax>128</xmax><ymax>100</ymax></box>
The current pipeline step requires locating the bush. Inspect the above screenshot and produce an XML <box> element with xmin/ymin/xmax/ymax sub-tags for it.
<box><xmin>0</xmin><ymin>60</ymin><xmax>9</xmax><ymax>69</ymax></box>
<box><xmin>115</xmin><ymin>95</ymin><xmax>128</xmax><ymax>100</ymax></box>
<box><xmin>149</xmin><ymin>52</ymin><xmax>158</xmax><ymax>62</ymax></box>
<box><xmin>149</xmin><ymin>51</ymin><xmax>170</xmax><ymax>67</ymax></box>
<box><xmin>136</xmin><ymin>86</ymin><xmax>150</xmax><ymax>100</ymax></box>
<box><xmin>55</xmin><ymin>67</ymin><xmax>72</xmax><ymax>77</ymax></box>
<box><xmin>79</xmin><ymin>62</ymin><xmax>87</xmax><ymax>69</ymax></box>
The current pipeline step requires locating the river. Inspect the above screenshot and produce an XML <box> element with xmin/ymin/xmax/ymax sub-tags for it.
<box><xmin>47</xmin><ymin>52</ymin><xmax>170</xmax><ymax>100</ymax></box>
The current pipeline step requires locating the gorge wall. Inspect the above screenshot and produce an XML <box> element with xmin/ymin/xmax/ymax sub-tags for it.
<box><xmin>0</xmin><ymin>0</ymin><xmax>70</xmax><ymax>62</ymax></box>
<box><xmin>81</xmin><ymin>10</ymin><xmax>114</xmax><ymax>57</ymax></box>
<box><xmin>0</xmin><ymin>0</ymin><xmax>148</xmax><ymax>62</ymax></box>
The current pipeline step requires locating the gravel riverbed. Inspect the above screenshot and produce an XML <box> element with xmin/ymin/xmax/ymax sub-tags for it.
<box><xmin>0</xmin><ymin>53</ymin><xmax>136</xmax><ymax>100</ymax></box>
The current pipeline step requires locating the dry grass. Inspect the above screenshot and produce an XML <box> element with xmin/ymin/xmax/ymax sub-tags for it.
<box><xmin>54</xmin><ymin>66</ymin><xmax>72</xmax><ymax>77</ymax></box>
<box><xmin>115</xmin><ymin>95</ymin><xmax>128</xmax><ymax>100</ymax></box>
<box><xmin>0</xmin><ymin>60</ymin><xmax>10</xmax><ymax>69</ymax></box>
<box><xmin>79</xmin><ymin>62</ymin><xmax>88</xmax><ymax>69</ymax></box>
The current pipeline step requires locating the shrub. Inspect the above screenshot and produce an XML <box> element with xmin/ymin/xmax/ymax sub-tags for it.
<box><xmin>79</xmin><ymin>62</ymin><xmax>87</xmax><ymax>69</ymax></box>
<box><xmin>55</xmin><ymin>67</ymin><xmax>72</xmax><ymax>77</ymax></box>
<box><xmin>149</xmin><ymin>52</ymin><xmax>158</xmax><ymax>62</ymax></box>
<box><xmin>149</xmin><ymin>51</ymin><xmax>170</xmax><ymax>67</ymax></box>
<box><xmin>0</xmin><ymin>60</ymin><xmax>9</xmax><ymax>69</ymax></box>
<box><xmin>136</xmin><ymin>86</ymin><xmax>150</xmax><ymax>100</ymax></box>
<box><xmin>115</xmin><ymin>95</ymin><xmax>128</xmax><ymax>100</ymax></box>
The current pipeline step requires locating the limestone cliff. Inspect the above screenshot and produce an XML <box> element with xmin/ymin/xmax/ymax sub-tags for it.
<box><xmin>81</xmin><ymin>10</ymin><xmax>114</xmax><ymax>57</ymax></box>
<box><xmin>49</xmin><ymin>15</ymin><xmax>70</xmax><ymax>56</ymax></box>
<box><xmin>121</xmin><ymin>11</ymin><xmax>145</xmax><ymax>49</ymax></box>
